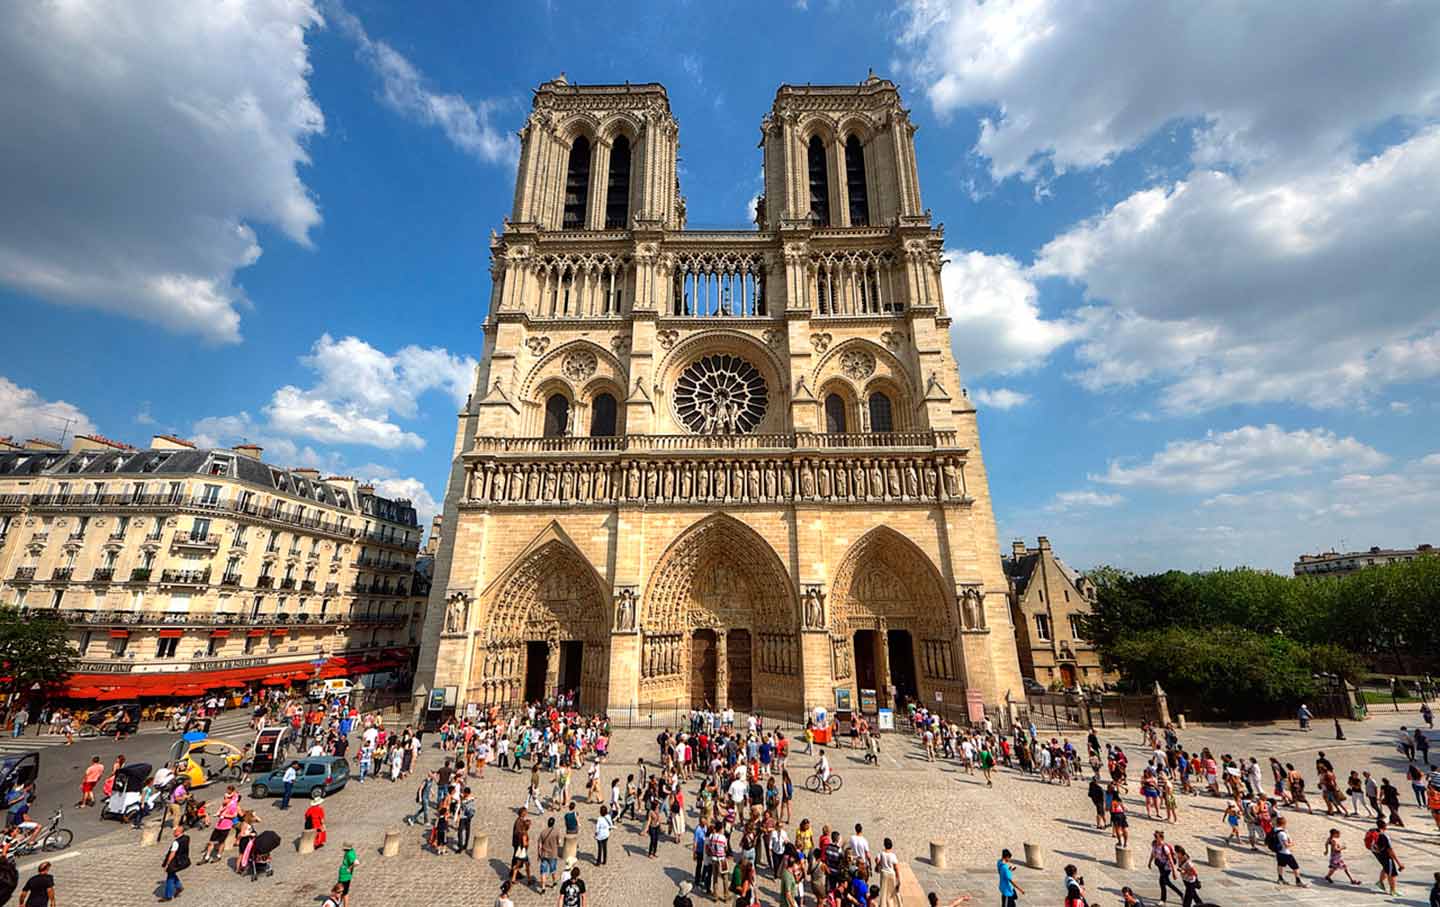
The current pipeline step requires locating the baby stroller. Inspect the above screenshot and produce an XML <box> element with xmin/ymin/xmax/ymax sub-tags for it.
<box><xmin>181</xmin><ymin>797</ymin><xmax>208</xmax><ymax>830</ymax></box>
<box><xmin>245</xmin><ymin>829</ymin><xmax>281</xmax><ymax>879</ymax></box>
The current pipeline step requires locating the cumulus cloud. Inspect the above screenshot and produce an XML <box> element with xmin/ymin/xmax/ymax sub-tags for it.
<box><xmin>196</xmin><ymin>333</ymin><xmax>476</xmax><ymax>452</ymax></box>
<box><xmin>1045</xmin><ymin>490</ymin><xmax>1124</xmax><ymax>513</ymax></box>
<box><xmin>0</xmin><ymin>377</ymin><xmax>97</xmax><ymax>444</ymax></box>
<box><xmin>1091</xmin><ymin>424</ymin><xmax>1389</xmax><ymax>495</ymax></box>
<box><xmin>1036</xmin><ymin>131</ymin><xmax>1440</xmax><ymax>412</ymax></box>
<box><xmin>330</xmin><ymin>2</ymin><xmax>516</xmax><ymax>165</ymax></box>
<box><xmin>972</xmin><ymin>387</ymin><xmax>1030</xmax><ymax>410</ymax></box>
<box><xmin>0</xmin><ymin>0</ymin><xmax>325</xmax><ymax>342</ymax></box>
<box><xmin>943</xmin><ymin>250</ymin><xmax>1076</xmax><ymax>377</ymax></box>
<box><xmin>897</xmin><ymin>0</ymin><xmax>1440</xmax><ymax>182</ymax></box>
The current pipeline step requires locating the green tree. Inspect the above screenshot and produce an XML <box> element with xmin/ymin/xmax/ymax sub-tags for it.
<box><xmin>0</xmin><ymin>608</ymin><xmax>75</xmax><ymax>707</ymax></box>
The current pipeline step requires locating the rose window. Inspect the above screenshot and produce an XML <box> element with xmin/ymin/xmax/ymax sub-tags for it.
<box><xmin>673</xmin><ymin>354</ymin><xmax>768</xmax><ymax>434</ymax></box>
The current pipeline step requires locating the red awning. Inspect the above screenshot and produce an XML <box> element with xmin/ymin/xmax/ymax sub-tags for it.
<box><xmin>93</xmin><ymin>688</ymin><xmax>134</xmax><ymax>701</ymax></box>
<box><xmin>261</xmin><ymin>677</ymin><xmax>291</xmax><ymax>686</ymax></box>
<box><xmin>172</xmin><ymin>685</ymin><xmax>206</xmax><ymax>695</ymax></box>
<box><xmin>56</xmin><ymin>659</ymin><xmax>319</xmax><ymax>700</ymax></box>
<box><xmin>246</xmin><ymin>629</ymin><xmax>267</xmax><ymax>637</ymax></box>
<box><xmin>209</xmin><ymin>629</ymin><xmax>231</xmax><ymax>637</ymax></box>
<box><xmin>270</xmin><ymin>628</ymin><xmax>288</xmax><ymax>636</ymax></box>
<box><xmin>109</xmin><ymin>629</ymin><xmax>130</xmax><ymax>638</ymax></box>
<box><xmin>158</xmin><ymin>629</ymin><xmax>183</xmax><ymax>638</ymax></box>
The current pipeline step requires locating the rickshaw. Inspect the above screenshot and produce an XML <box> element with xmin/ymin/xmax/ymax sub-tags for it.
<box><xmin>76</xmin><ymin>702</ymin><xmax>141</xmax><ymax>738</ymax></box>
<box><xmin>247</xmin><ymin>726</ymin><xmax>290</xmax><ymax>775</ymax></box>
<box><xmin>0</xmin><ymin>752</ymin><xmax>39</xmax><ymax>810</ymax></box>
<box><xmin>170</xmin><ymin>739</ymin><xmax>247</xmax><ymax>789</ymax></box>
<box><xmin>100</xmin><ymin>761</ymin><xmax>152</xmax><ymax>822</ymax></box>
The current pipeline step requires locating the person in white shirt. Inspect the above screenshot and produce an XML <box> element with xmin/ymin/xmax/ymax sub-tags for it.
<box><xmin>593</xmin><ymin>805</ymin><xmax>613</xmax><ymax>865</ymax></box>
<box><xmin>728</xmin><ymin>775</ymin><xmax>749</xmax><ymax>809</ymax></box>
<box><xmin>876</xmin><ymin>839</ymin><xmax>902</xmax><ymax>907</ymax></box>
<box><xmin>363</xmin><ymin>726</ymin><xmax>379</xmax><ymax>749</ymax></box>
<box><xmin>815</xmin><ymin>749</ymin><xmax>831</xmax><ymax>783</ymax></box>
<box><xmin>849</xmin><ymin>824</ymin><xmax>872</xmax><ymax>868</ymax></box>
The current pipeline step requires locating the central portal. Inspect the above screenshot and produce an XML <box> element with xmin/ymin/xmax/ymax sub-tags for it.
<box><xmin>691</xmin><ymin>630</ymin><xmax>718</xmax><ymax>708</ymax></box>
<box><xmin>523</xmin><ymin>641</ymin><xmax>549</xmax><ymax>703</ymax></box>
<box><xmin>726</xmin><ymin>629</ymin><xmax>753</xmax><ymax>711</ymax></box>
<box><xmin>557</xmin><ymin>641</ymin><xmax>583</xmax><ymax>707</ymax></box>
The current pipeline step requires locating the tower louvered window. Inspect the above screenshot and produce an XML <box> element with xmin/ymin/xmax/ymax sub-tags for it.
<box><xmin>807</xmin><ymin>136</ymin><xmax>830</xmax><ymax>227</ymax></box>
<box><xmin>563</xmin><ymin>136</ymin><xmax>591</xmax><ymax>230</ymax></box>
<box><xmin>845</xmin><ymin>135</ymin><xmax>869</xmax><ymax>226</ymax></box>
<box><xmin>605</xmin><ymin>135</ymin><xmax>631</xmax><ymax>229</ymax></box>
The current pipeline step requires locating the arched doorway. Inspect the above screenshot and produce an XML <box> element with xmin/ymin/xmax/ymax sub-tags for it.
<box><xmin>642</xmin><ymin>514</ymin><xmax>799</xmax><ymax>712</ymax></box>
<box><xmin>473</xmin><ymin>538</ymin><xmax>610</xmax><ymax>710</ymax></box>
<box><xmin>830</xmin><ymin>527</ymin><xmax>958</xmax><ymax>712</ymax></box>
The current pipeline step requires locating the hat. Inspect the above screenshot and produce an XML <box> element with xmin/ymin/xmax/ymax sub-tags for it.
<box><xmin>679</xmin><ymin>882</ymin><xmax>693</xmax><ymax>896</ymax></box>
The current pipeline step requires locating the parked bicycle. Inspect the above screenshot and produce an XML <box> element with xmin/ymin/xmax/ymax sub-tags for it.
<box><xmin>7</xmin><ymin>809</ymin><xmax>73</xmax><ymax>855</ymax></box>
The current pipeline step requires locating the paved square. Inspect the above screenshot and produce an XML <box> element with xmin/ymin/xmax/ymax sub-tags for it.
<box><xmin>23</xmin><ymin>708</ymin><xmax>1440</xmax><ymax>906</ymax></box>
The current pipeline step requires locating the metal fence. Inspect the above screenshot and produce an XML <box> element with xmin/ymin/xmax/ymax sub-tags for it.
<box><xmin>1019</xmin><ymin>691</ymin><xmax>1164</xmax><ymax>734</ymax></box>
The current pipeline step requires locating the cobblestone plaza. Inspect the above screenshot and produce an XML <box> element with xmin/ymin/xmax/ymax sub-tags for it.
<box><xmin>29</xmin><ymin>708</ymin><xmax>1440</xmax><ymax>906</ymax></box>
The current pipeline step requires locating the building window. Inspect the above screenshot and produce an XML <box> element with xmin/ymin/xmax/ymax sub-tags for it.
<box><xmin>1034</xmin><ymin>614</ymin><xmax>1051</xmax><ymax>641</ymax></box>
<box><xmin>604</xmin><ymin>135</ymin><xmax>631</xmax><ymax>229</ymax></box>
<box><xmin>200</xmin><ymin>483</ymin><xmax>222</xmax><ymax>505</ymax></box>
<box><xmin>191</xmin><ymin>517</ymin><xmax>210</xmax><ymax>541</ymax></box>
<box><xmin>824</xmin><ymin>393</ymin><xmax>848</xmax><ymax>433</ymax></box>
<box><xmin>156</xmin><ymin>637</ymin><xmax>179</xmax><ymax>659</ymax></box>
<box><xmin>868</xmin><ymin>392</ymin><xmax>893</xmax><ymax>433</ymax></box>
<box><xmin>543</xmin><ymin>394</ymin><xmax>571</xmax><ymax>438</ymax></box>
<box><xmin>844</xmin><ymin>134</ymin><xmax>869</xmax><ymax>226</ymax></box>
<box><xmin>589</xmin><ymin>393</ymin><xmax>618</xmax><ymax>437</ymax></box>
<box><xmin>1069</xmin><ymin>614</ymin><xmax>1086</xmax><ymax>640</ymax></box>
<box><xmin>807</xmin><ymin>136</ymin><xmax>831</xmax><ymax>226</ymax></box>
<box><xmin>244</xmin><ymin>635</ymin><xmax>258</xmax><ymax>654</ymax></box>
<box><xmin>207</xmin><ymin>637</ymin><xmax>223</xmax><ymax>656</ymax></box>
<box><xmin>110</xmin><ymin>634</ymin><xmax>128</xmax><ymax>657</ymax></box>
<box><xmin>563</xmin><ymin>136</ymin><xmax>591</xmax><ymax>229</ymax></box>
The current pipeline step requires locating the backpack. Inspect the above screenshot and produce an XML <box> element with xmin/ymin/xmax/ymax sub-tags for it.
<box><xmin>1264</xmin><ymin>829</ymin><xmax>1282</xmax><ymax>853</ymax></box>
<box><xmin>1364</xmin><ymin>829</ymin><xmax>1380</xmax><ymax>852</ymax></box>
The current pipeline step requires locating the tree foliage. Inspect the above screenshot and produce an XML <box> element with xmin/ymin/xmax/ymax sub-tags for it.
<box><xmin>0</xmin><ymin>608</ymin><xmax>75</xmax><ymax>703</ymax></box>
<box><xmin>1081</xmin><ymin>558</ymin><xmax>1436</xmax><ymax>716</ymax></box>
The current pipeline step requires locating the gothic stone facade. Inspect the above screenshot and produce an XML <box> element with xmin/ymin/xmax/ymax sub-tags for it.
<box><xmin>415</xmin><ymin>75</ymin><xmax>1023</xmax><ymax>718</ymax></box>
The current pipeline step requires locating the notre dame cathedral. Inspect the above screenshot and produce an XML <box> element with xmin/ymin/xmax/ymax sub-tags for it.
<box><xmin>415</xmin><ymin>73</ymin><xmax>1023</xmax><ymax>720</ymax></box>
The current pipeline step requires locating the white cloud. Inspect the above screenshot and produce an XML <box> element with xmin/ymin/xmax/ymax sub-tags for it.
<box><xmin>196</xmin><ymin>333</ymin><xmax>476</xmax><ymax>452</ymax></box>
<box><xmin>1045</xmin><ymin>490</ymin><xmax>1124</xmax><ymax>513</ymax></box>
<box><xmin>680</xmin><ymin>54</ymin><xmax>704</xmax><ymax>85</ymax></box>
<box><xmin>897</xmin><ymin>0</ymin><xmax>1440</xmax><ymax>182</ymax></box>
<box><xmin>1036</xmin><ymin>129</ymin><xmax>1440</xmax><ymax>412</ymax></box>
<box><xmin>330</xmin><ymin>3</ymin><xmax>516</xmax><ymax>165</ymax></box>
<box><xmin>972</xmin><ymin>387</ymin><xmax>1030</xmax><ymax>410</ymax></box>
<box><xmin>360</xmin><ymin>473</ymin><xmax>441</xmax><ymax>531</ymax></box>
<box><xmin>0</xmin><ymin>377</ymin><xmax>97</xmax><ymax>444</ymax></box>
<box><xmin>943</xmin><ymin>250</ymin><xmax>1076</xmax><ymax>377</ymax></box>
<box><xmin>1389</xmin><ymin>401</ymin><xmax>1413</xmax><ymax>414</ymax></box>
<box><xmin>1091</xmin><ymin>424</ymin><xmax>1389</xmax><ymax>495</ymax></box>
<box><xmin>0</xmin><ymin>0</ymin><xmax>325</xmax><ymax>342</ymax></box>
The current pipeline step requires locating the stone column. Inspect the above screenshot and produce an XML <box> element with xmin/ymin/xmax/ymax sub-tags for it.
<box><xmin>874</xmin><ymin>626</ymin><xmax>891</xmax><ymax>711</ymax></box>
<box><xmin>715</xmin><ymin>632</ymin><xmax>728</xmax><ymax>710</ymax></box>
<box><xmin>587</xmin><ymin>139</ymin><xmax>611</xmax><ymax>230</ymax></box>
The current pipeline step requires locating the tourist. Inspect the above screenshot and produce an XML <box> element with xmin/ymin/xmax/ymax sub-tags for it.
<box><xmin>1323</xmin><ymin>827</ymin><xmax>1361</xmax><ymax>884</ymax></box>
<box><xmin>1147</xmin><ymin>831</ymin><xmax>1183</xmax><ymax>903</ymax></box>
<box><xmin>76</xmin><ymin>756</ymin><xmax>103</xmax><ymax>809</ymax></box>
<box><xmin>996</xmin><ymin>848</ymin><xmax>1023</xmax><ymax>907</ymax></box>
<box><xmin>1297</xmin><ymin>703</ymin><xmax>1312</xmax><ymax>731</ymax></box>
<box><xmin>1367</xmin><ymin>819</ymin><xmax>1403</xmax><ymax>896</ymax></box>
<box><xmin>337</xmin><ymin>843</ymin><xmax>359</xmax><ymax>907</ymax></box>
<box><xmin>557</xmin><ymin>864</ymin><xmax>586</xmax><ymax>907</ymax></box>
<box><xmin>160</xmin><ymin>826</ymin><xmax>191</xmax><ymax>902</ymax></box>
<box><xmin>594</xmin><ymin>804</ymin><xmax>612</xmax><ymax>865</ymax></box>
<box><xmin>1108</xmin><ymin>784</ymin><xmax>1129</xmax><ymax>847</ymax></box>
<box><xmin>17</xmin><ymin>860</ymin><xmax>54</xmax><ymax>907</ymax></box>
<box><xmin>1380</xmin><ymin>777</ymin><xmax>1405</xmax><ymax>826</ymax></box>
<box><xmin>1062</xmin><ymin>864</ymin><xmax>1087</xmax><ymax>907</ymax></box>
<box><xmin>322</xmin><ymin>882</ymin><xmax>346</xmax><ymax>907</ymax></box>
<box><xmin>1173</xmin><ymin>846</ymin><xmax>1201</xmax><ymax>907</ymax></box>
<box><xmin>1268</xmin><ymin>816</ymin><xmax>1305</xmax><ymax>887</ymax></box>
<box><xmin>675</xmin><ymin>880</ymin><xmax>695</xmax><ymax>907</ymax></box>
<box><xmin>538</xmin><ymin>816</ymin><xmax>561</xmax><ymax>890</ymax></box>
<box><xmin>279</xmin><ymin>761</ymin><xmax>299</xmax><ymax>810</ymax></box>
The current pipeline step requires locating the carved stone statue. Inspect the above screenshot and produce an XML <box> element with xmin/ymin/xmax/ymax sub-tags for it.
<box><xmin>802</xmin><ymin>586</ymin><xmax>827</xmax><ymax>629</ymax></box>
<box><xmin>444</xmin><ymin>593</ymin><xmax>469</xmax><ymax>634</ymax></box>
<box><xmin>960</xmin><ymin>587</ymin><xmax>986</xmax><ymax>630</ymax></box>
<box><xmin>614</xmin><ymin>587</ymin><xmax>637</xmax><ymax>632</ymax></box>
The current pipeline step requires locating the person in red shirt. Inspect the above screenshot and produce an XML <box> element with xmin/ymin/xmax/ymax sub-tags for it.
<box><xmin>77</xmin><ymin>756</ymin><xmax>104</xmax><ymax>808</ymax></box>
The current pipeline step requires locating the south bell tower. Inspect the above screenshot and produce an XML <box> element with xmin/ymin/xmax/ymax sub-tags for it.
<box><xmin>416</xmin><ymin>74</ymin><xmax>1022</xmax><ymax>722</ymax></box>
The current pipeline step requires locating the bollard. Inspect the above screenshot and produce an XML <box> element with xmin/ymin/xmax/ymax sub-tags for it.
<box><xmin>382</xmin><ymin>827</ymin><xmax>401</xmax><ymax>857</ymax></box>
<box><xmin>562</xmin><ymin>832</ymin><xmax>579</xmax><ymax>865</ymax></box>
<box><xmin>929</xmin><ymin>840</ymin><xmax>947</xmax><ymax>870</ymax></box>
<box><xmin>469</xmin><ymin>832</ymin><xmax>489</xmax><ymax>861</ymax></box>
<box><xmin>1177</xmin><ymin>714</ymin><xmax>1186</xmax><ymax>730</ymax></box>
<box><xmin>1114</xmin><ymin>846</ymin><xmax>1133</xmax><ymax>869</ymax></box>
<box><xmin>1206</xmin><ymin>845</ymin><xmax>1227</xmax><ymax>869</ymax></box>
<box><xmin>1023</xmin><ymin>842</ymin><xmax>1045</xmax><ymax>870</ymax></box>
<box><xmin>140</xmin><ymin>823</ymin><xmax>161</xmax><ymax>847</ymax></box>
<box><xmin>299</xmin><ymin>828</ymin><xmax>317</xmax><ymax>854</ymax></box>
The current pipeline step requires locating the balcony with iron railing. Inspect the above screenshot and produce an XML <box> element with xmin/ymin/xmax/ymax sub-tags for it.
<box><xmin>159</xmin><ymin>568</ymin><xmax>211</xmax><ymax>586</ymax></box>
<box><xmin>91</xmin><ymin>567</ymin><xmax>115</xmax><ymax>583</ymax></box>
<box><xmin>279</xmin><ymin>577</ymin><xmax>296</xmax><ymax>591</ymax></box>
<box><xmin>128</xmin><ymin>567</ymin><xmax>152</xmax><ymax>582</ymax></box>
<box><xmin>220</xmin><ymin>573</ymin><xmax>241</xmax><ymax>587</ymax></box>
<box><xmin>14</xmin><ymin>492</ymin><xmax>354</xmax><ymax>538</ymax></box>
<box><xmin>11</xmin><ymin>566</ymin><xmax>36</xmax><ymax>582</ymax></box>
<box><xmin>300</xmin><ymin>580</ymin><xmax>316</xmax><ymax>592</ymax></box>
<box><xmin>29</xmin><ymin>532</ymin><xmax>49</xmax><ymax>545</ymax></box>
<box><xmin>49</xmin><ymin>567</ymin><xmax>73</xmax><ymax>582</ymax></box>
<box><xmin>171</xmin><ymin>531</ymin><xmax>219</xmax><ymax>551</ymax></box>
<box><xmin>354</xmin><ymin>555</ymin><xmax>413</xmax><ymax>573</ymax></box>
<box><xmin>256</xmin><ymin>576</ymin><xmax>274</xmax><ymax>589</ymax></box>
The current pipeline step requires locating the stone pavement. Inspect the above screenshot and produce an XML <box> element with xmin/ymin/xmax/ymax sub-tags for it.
<box><xmin>22</xmin><ymin>707</ymin><xmax>1440</xmax><ymax>906</ymax></box>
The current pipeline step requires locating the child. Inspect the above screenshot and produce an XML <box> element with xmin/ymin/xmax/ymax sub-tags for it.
<box><xmin>1222</xmin><ymin>801</ymin><xmax>1242</xmax><ymax>843</ymax></box>
<box><xmin>1323</xmin><ymin>828</ymin><xmax>1361</xmax><ymax>884</ymax></box>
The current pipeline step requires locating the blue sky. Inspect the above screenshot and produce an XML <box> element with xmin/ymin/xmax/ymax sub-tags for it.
<box><xmin>2</xmin><ymin>1</ymin><xmax>1438</xmax><ymax>572</ymax></box>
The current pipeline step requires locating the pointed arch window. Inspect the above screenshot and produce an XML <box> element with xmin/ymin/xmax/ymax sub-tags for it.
<box><xmin>807</xmin><ymin>136</ymin><xmax>831</xmax><ymax>227</ymax></box>
<box><xmin>589</xmin><ymin>393</ymin><xmax>618</xmax><ymax>437</ymax></box>
<box><xmin>845</xmin><ymin>135</ymin><xmax>869</xmax><ymax>226</ymax></box>
<box><xmin>543</xmin><ymin>394</ymin><xmax>571</xmax><ymax>438</ymax></box>
<box><xmin>563</xmin><ymin>136</ymin><xmax>591</xmax><ymax>230</ymax></box>
<box><xmin>824</xmin><ymin>393</ymin><xmax>848</xmax><ymax>434</ymax></box>
<box><xmin>868</xmin><ymin>392</ymin><xmax>893</xmax><ymax>433</ymax></box>
<box><xmin>604</xmin><ymin>135</ymin><xmax>631</xmax><ymax>229</ymax></box>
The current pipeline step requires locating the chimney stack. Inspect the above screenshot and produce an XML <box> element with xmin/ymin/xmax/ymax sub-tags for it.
<box><xmin>1037</xmin><ymin>535</ymin><xmax>1051</xmax><ymax>551</ymax></box>
<box><xmin>234</xmin><ymin>444</ymin><xmax>264</xmax><ymax>461</ymax></box>
<box><xmin>1011</xmin><ymin>539</ymin><xmax>1028</xmax><ymax>559</ymax></box>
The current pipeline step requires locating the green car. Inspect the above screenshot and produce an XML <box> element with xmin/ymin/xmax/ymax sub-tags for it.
<box><xmin>250</xmin><ymin>756</ymin><xmax>350</xmax><ymax>800</ymax></box>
